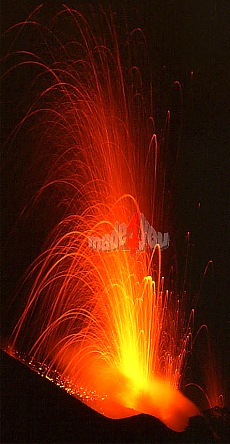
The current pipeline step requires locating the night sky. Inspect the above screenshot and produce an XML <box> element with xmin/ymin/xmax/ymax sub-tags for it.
<box><xmin>1</xmin><ymin>0</ymin><xmax>230</xmax><ymax>428</ymax></box>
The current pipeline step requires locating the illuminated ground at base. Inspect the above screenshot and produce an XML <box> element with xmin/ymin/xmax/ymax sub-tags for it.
<box><xmin>3</xmin><ymin>349</ymin><xmax>228</xmax><ymax>443</ymax></box>
<box><xmin>7</xmin><ymin>348</ymin><xmax>200</xmax><ymax>432</ymax></box>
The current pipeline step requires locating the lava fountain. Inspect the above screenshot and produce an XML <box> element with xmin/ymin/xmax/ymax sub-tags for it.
<box><xmin>3</xmin><ymin>5</ymin><xmax>200</xmax><ymax>432</ymax></box>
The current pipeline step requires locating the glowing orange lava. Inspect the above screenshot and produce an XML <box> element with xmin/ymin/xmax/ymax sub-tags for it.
<box><xmin>4</xmin><ymin>5</ymin><xmax>200</xmax><ymax>432</ymax></box>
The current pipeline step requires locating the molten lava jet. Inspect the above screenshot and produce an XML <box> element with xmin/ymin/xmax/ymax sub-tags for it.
<box><xmin>3</xmin><ymin>5</ymin><xmax>201</xmax><ymax>432</ymax></box>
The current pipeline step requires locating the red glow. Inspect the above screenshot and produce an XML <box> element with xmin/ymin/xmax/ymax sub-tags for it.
<box><xmin>4</xmin><ymin>6</ymin><xmax>202</xmax><ymax>432</ymax></box>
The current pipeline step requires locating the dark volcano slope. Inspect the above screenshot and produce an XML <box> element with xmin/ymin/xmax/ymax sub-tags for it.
<box><xmin>1</xmin><ymin>350</ymin><xmax>219</xmax><ymax>443</ymax></box>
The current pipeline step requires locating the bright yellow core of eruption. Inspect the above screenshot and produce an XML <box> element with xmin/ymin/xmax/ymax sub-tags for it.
<box><xmin>10</xmin><ymin>206</ymin><xmax>200</xmax><ymax>432</ymax></box>
<box><xmin>52</xmin><ymin>247</ymin><xmax>200</xmax><ymax>433</ymax></box>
